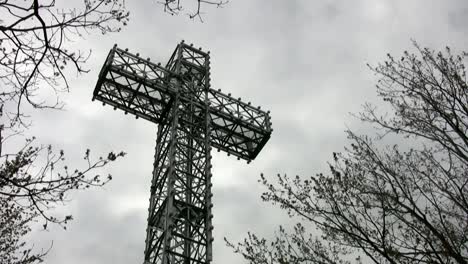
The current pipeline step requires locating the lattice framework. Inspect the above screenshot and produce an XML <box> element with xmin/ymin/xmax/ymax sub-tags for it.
<box><xmin>93</xmin><ymin>41</ymin><xmax>272</xmax><ymax>264</ymax></box>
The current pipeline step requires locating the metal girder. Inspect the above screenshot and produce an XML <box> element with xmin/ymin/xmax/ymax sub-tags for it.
<box><xmin>92</xmin><ymin>41</ymin><xmax>272</xmax><ymax>264</ymax></box>
<box><xmin>144</xmin><ymin>91</ymin><xmax>213</xmax><ymax>264</ymax></box>
<box><xmin>206</xmin><ymin>88</ymin><xmax>271</xmax><ymax>160</ymax></box>
<box><xmin>93</xmin><ymin>46</ymin><xmax>175</xmax><ymax>123</ymax></box>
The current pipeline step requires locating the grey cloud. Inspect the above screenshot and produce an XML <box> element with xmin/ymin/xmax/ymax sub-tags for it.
<box><xmin>19</xmin><ymin>0</ymin><xmax>468</xmax><ymax>264</ymax></box>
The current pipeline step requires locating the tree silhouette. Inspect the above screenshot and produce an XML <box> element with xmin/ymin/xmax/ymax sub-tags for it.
<box><xmin>0</xmin><ymin>1</ymin><xmax>128</xmax><ymax>263</ymax></box>
<box><xmin>227</xmin><ymin>42</ymin><xmax>468</xmax><ymax>264</ymax></box>
<box><xmin>159</xmin><ymin>0</ymin><xmax>229</xmax><ymax>21</ymax></box>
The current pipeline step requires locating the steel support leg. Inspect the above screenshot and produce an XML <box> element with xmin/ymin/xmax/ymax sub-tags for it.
<box><xmin>144</xmin><ymin>89</ymin><xmax>213</xmax><ymax>264</ymax></box>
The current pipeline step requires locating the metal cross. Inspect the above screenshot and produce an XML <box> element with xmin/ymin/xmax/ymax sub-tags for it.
<box><xmin>92</xmin><ymin>41</ymin><xmax>272</xmax><ymax>264</ymax></box>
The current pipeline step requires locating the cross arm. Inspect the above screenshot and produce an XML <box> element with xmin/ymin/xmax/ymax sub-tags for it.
<box><xmin>92</xmin><ymin>46</ymin><xmax>176</xmax><ymax>124</ymax></box>
<box><xmin>207</xmin><ymin>88</ymin><xmax>272</xmax><ymax>161</ymax></box>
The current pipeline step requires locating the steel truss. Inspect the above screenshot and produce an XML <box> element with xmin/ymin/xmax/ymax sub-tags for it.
<box><xmin>92</xmin><ymin>41</ymin><xmax>272</xmax><ymax>264</ymax></box>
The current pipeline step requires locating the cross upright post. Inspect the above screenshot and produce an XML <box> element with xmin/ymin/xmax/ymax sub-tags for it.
<box><xmin>92</xmin><ymin>41</ymin><xmax>272</xmax><ymax>264</ymax></box>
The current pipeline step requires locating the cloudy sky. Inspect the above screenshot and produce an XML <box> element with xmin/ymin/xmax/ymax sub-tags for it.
<box><xmin>23</xmin><ymin>0</ymin><xmax>468</xmax><ymax>263</ymax></box>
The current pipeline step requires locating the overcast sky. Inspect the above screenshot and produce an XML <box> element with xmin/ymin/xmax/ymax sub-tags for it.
<box><xmin>24</xmin><ymin>0</ymin><xmax>468</xmax><ymax>263</ymax></box>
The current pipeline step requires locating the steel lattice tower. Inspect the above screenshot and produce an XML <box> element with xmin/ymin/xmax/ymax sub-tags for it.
<box><xmin>92</xmin><ymin>41</ymin><xmax>272</xmax><ymax>264</ymax></box>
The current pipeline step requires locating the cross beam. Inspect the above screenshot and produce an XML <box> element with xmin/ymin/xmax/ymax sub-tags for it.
<box><xmin>92</xmin><ymin>41</ymin><xmax>272</xmax><ymax>264</ymax></box>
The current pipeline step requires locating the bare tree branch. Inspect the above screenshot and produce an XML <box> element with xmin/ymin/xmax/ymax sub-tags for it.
<box><xmin>157</xmin><ymin>0</ymin><xmax>229</xmax><ymax>22</ymax></box>
<box><xmin>229</xmin><ymin>42</ymin><xmax>468</xmax><ymax>264</ymax></box>
<box><xmin>0</xmin><ymin>1</ymin><xmax>130</xmax><ymax>263</ymax></box>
